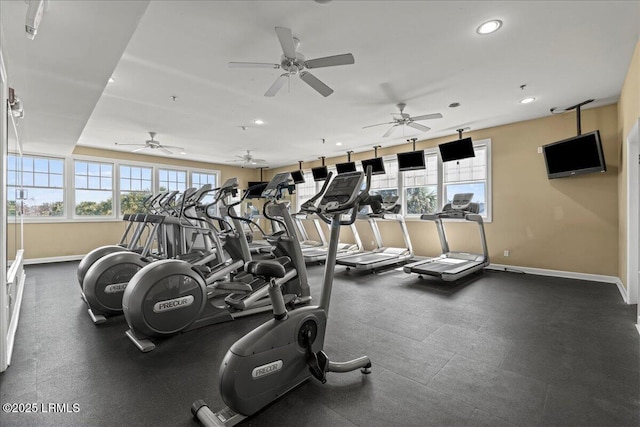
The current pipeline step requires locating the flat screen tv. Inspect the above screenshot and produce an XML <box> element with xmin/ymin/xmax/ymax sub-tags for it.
<box><xmin>397</xmin><ymin>150</ymin><xmax>426</xmax><ymax>171</ymax></box>
<box><xmin>439</xmin><ymin>137</ymin><xmax>475</xmax><ymax>162</ymax></box>
<box><xmin>245</xmin><ymin>181</ymin><xmax>268</xmax><ymax>199</ymax></box>
<box><xmin>542</xmin><ymin>130</ymin><xmax>606</xmax><ymax>179</ymax></box>
<box><xmin>336</xmin><ymin>161</ymin><xmax>357</xmax><ymax>174</ymax></box>
<box><xmin>290</xmin><ymin>170</ymin><xmax>305</xmax><ymax>184</ymax></box>
<box><xmin>361</xmin><ymin>157</ymin><xmax>386</xmax><ymax>175</ymax></box>
<box><xmin>311</xmin><ymin>166</ymin><xmax>328</xmax><ymax>181</ymax></box>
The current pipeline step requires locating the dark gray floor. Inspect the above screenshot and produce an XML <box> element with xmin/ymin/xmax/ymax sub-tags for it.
<box><xmin>1</xmin><ymin>261</ymin><xmax>639</xmax><ymax>427</ymax></box>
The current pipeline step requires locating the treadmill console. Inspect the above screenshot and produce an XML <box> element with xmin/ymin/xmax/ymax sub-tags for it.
<box><xmin>261</xmin><ymin>172</ymin><xmax>291</xmax><ymax>199</ymax></box>
<box><xmin>318</xmin><ymin>171</ymin><xmax>364</xmax><ymax>213</ymax></box>
<box><xmin>450</xmin><ymin>193</ymin><xmax>473</xmax><ymax>210</ymax></box>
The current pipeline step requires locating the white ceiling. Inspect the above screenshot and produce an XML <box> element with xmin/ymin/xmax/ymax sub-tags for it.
<box><xmin>2</xmin><ymin>1</ymin><xmax>639</xmax><ymax>169</ymax></box>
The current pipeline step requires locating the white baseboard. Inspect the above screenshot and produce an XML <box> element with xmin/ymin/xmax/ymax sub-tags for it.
<box><xmin>23</xmin><ymin>255</ymin><xmax>84</xmax><ymax>265</ymax></box>
<box><xmin>488</xmin><ymin>263</ymin><xmax>627</xmax><ymax>303</ymax></box>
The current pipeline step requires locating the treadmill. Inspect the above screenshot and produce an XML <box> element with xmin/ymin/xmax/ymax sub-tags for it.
<box><xmin>300</xmin><ymin>216</ymin><xmax>364</xmax><ymax>263</ymax></box>
<box><xmin>403</xmin><ymin>193</ymin><xmax>489</xmax><ymax>281</ymax></box>
<box><xmin>336</xmin><ymin>196</ymin><xmax>413</xmax><ymax>271</ymax></box>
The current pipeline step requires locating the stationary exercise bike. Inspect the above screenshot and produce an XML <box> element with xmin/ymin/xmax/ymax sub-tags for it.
<box><xmin>191</xmin><ymin>168</ymin><xmax>373</xmax><ymax>427</ymax></box>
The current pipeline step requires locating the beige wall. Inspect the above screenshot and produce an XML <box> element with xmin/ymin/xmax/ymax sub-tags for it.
<box><xmin>617</xmin><ymin>40</ymin><xmax>640</xmax><ymax>288</ymax></box>
<box><xmin>10</xmin><ymin>147</ymin><xmax>259</xmax><ymax>260</ymax></box>
<box><xmin>269</xmin><ymin>104</ymin><xmax>620</xmax><ymax>277</ymax></box>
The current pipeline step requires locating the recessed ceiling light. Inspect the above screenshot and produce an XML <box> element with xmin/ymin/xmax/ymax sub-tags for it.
<box><xmin>477</xmin><ymin>20</ymin><xmax>502</xmax><ymax>35</ymax></box>
<box><xmin>108</xmin><ymin>77</ymin><xmax>115</xmax><ymax>83</ymax></box>
<box><xmin>336</xmin><ymin>141</ymin><xmax>342</xmax><ymax>146</ymax></box>
<box><xmin>253</xmin><ymin>119</ymin><xmax>265</xmax><ymax>125</ymax></box>
<box><xmin>520</xmin><ymin>97</ymin><xmax>536</xmax><ymax>104</ymax></box>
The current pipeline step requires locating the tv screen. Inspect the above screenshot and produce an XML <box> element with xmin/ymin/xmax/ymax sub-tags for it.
<box><xmin>543</xmin><ymin>130</ymin><xmax>606</xmax><ymax>179</ymax></box>
<box><xmin>397</xmin><ymin>150</ymin><xmax>426</xmax><ymax>171</ymax></box>
<box><xmin>439</xmin><ymin>137</ymin><xmax>475</xmax><ymax>162</ymax></box>
<box><xmin>361</xmin><ymin>157</ymin><xmax>386</xmax><ymax>175</ymax></box>
<box><xmin>291</xmin><ymin>170</ymin><xmax>305</xmax><ymax>184</ymax></box>
<box><xmin>311</xmin><ymin>166</ymin><xmax>328</xmax><ymax>181</ymax></box>
<box><xmin>245</xmin><ymin>181</ymin><xmax>268</xmax><ymax>199</ymax></box>
<box><xmin>336</xmin><ymin>162</ymin><xmax>357</xmax><ymax>174</ymax></box>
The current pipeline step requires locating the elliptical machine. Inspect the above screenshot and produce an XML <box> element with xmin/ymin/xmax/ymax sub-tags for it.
<box><xmin>122</xmin><ymin>175</ymin><xmax>312</xmax><ymax>352</ymax></box>
<box><xmin>80</xmin><ymin>185</ymin><xmax>224</xmax><ymax>325</ymax></box>
<box><xmin>191</xmin><ymin>168</ymin><xmax>373</xmax><ymax>427</ymax></box>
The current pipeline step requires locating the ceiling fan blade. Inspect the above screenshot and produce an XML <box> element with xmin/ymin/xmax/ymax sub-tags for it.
<box><xmin>299</xmin><ymin>71</ymin><xmax>333</xmax><ymax>97</ymax></box>
<box><xmin>409</xmin><ymin>113</ymin><xmax>443</xmax><ymax>121</ymax></box>
<box><xmin>275</xmin><ymin>27</ymin><xmax>297</xmax><ymax>59</ymax></box>
<box><xmin>159</xmin><ymin>144</ymin><xmax>184</xmax><ymax>150</ymax></box>
<box><xmin>115</xmin><ymin>143</ymin><xmax>146</xmax><ymax>147</ymax></box>
<box><xmin>159</xmin><ymin>147</ymin><xmax>173</xmax><ymax>155</ymax></box>
<box><xmin>304</xmin><ymin>53</ymin><xmax>355</xmax><ymax>69</ymax></box>
<box><xmin>362</xmin><ymin>121</ymin><xmax>396</xmax><ymax>129</ymax></box>
<box><xmin>407</xmin><ymin>122</ymin><xmax>430</xmax><ymax>132</ymax></box>
<box><xmin>132</xmin><ymin>146</ymin><xmax>147</xmax><ymax>153</ymax></box>
<box><xmin>228</xmin><ymin>62</ymin><xmax>281</xmax><ymax>69</ymax></box>
<box><xmin>383</xmin><ymin>125</ymin><xmax>400</xmax><ymax>137</ymax></box>
<box><xmin>265</xmin><ymin>73</ymin><xmax>289</xmax><ymax>97</ymax></box>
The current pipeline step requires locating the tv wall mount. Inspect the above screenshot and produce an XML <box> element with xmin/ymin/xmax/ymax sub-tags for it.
<box><xmin>550</xmin><ymin>98</ymin><xmax>594</xmax><ymax>136</ymax></box>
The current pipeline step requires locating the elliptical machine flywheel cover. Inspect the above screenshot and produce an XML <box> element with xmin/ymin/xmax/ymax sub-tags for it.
<box><xmin>77</xmin><ymin>245</ymin><xmax>129</xmax><ymax>289</ymax></box>
<box><xmin>83</xmin><ymin>251</ymin><xmax>149</xmax><ymax>315</ymax></box>
<box><xmin>122</xmin><ymin>259</ymin><xmax>207</xmax><ymax>338</ymax></box>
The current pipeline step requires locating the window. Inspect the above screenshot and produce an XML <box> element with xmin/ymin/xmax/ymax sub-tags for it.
<box><xmin>8</xmin><ymin>155</ymin><xmax>64</xmax><ymax>217</ymax></box>
<box><xmin>120</xmin><ymin>165</ymin><xmax>152</xmax><ymax>215</ymax></box>
<box><xmin>295</xmin><ymin>169</ymin><xmax>317</xmax><ymax>212</ymax></box>
<box><xmin>402</xmin><ymin>153</ymin><xmax>438</xmax><ymax>215</ymax></box>
<box><xmin>159</xmin><ymin>168</ymin><xmax>187</xmax><ymax>192</ymax></box>
<box><xmin>191</xmin><ymin>171</ymin><xmax>218</xmax><ymax>204</ymax></box>
<box><xmin>442</xmin><ymin>145</ymin><xmax>488</xmax><ymax>215</ymax></box>
<box><xmin>356</xmin><ymin>139</ymin><xmax>491</xmax><ymax>219</ymax></box>
<box><xmin>369</xmin><ymin>158</ymin><xmax>399</xmax><ymax>201</ymax></box>
<box><xmin>75</xmin><ymin>160</ymin><xmax>114</xmax><ymax>216</ymax></box>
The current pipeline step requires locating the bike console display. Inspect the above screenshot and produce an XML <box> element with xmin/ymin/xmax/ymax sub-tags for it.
<box><xmin>318</xmin><ymin>171</ymin><xmax>364</xmax><ymax>212</ymax></box>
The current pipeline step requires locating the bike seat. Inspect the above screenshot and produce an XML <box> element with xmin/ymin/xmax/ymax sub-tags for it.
<box><xmin>245</xmin><ymin>256</ymin><xmax>291</xmax><ymax>279</ymax></box>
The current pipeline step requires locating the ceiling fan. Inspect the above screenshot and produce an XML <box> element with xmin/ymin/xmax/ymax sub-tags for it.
<box><xmin>229</xmin><ymin>26</ymin><xmax>355</xmax><ymax>97</ymax></box>
<box><xmin>115</xmin><ymin>132</ymin><xmax>184</xmax><ymax>155</ymax></box>
<box><xmin>226</xmin><ymin>150</ymin><xmax>268</xmax><ymax>168</ymax></box>
<box><xmin>363</xmin><ymin>103</ymin><xmax>443</xmax><ymax>137</ymax></box>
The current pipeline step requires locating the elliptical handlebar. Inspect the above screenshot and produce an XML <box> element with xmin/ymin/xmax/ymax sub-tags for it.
<box><xmin>300</xmin><ymin>171</ymin><xmax>334</xmax><ymax>213</ymax></box>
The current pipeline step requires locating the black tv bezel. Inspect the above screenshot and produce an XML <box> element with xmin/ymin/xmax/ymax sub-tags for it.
<box><xmin>397</xmin><ymin>150</ymin><xmax>426</xmax><ymax>172</ymax></box>
<box><xmin>360</xmin><ymin>157</ymin><xmax>386</xmax><ymax>175</ymax></box>
<box><xmin>336</xmin><ymin>161</ymin><xmax>357</xmax><ymax>174</ymax></box>
<box><xmin>439</xmin><ymin>137</ymin><xmax>475</xmax><ymax>162</ymax></box>
<box><xmin>311</xmin><ymin>166</ymin><xmax>329</xmax><ymax>182</ymax></box>
<box><xmin>290</xmin><ymin>170</ymin><xmax>305</xmax><ymax>184</ymax></box>
<box><xmin>245</xmin><ymin>181</ymin><xmax>268</xmax><ymax>199</ymax></box>
<box><xmin>542</xmin><ymin>130</ymin><xmax>606</xmax><ymax>179</ymax></box>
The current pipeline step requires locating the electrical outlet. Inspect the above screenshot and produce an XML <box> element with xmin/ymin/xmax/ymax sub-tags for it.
<box><xmin>537</xmin><ymin>147</ymin><xmax>542</xmax><ymax>154</ymax></box>
<box><xmin>370</xmin><ymin>240</ymin><xmax>375</xmax><ymax>246</ymax></box>
<box><xmin>503</xmin><ymin>250</ymin><xmax>510</xmax><ymax>257</ymax></box>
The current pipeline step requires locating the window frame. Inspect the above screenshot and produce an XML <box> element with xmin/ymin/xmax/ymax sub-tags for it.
<box><xmin>7</xmin><ymin>152</ymin><xmax>222</xmax><ymax>223</ymax></box>
<box><xmin>8</xmin><ymin>153</ymin><xmax>66</xmax><ymax>219</ymax></box>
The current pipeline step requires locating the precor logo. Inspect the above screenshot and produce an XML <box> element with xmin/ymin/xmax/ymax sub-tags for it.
<box><xmin>153</xmin><ymin>295</ymin><xmax>195</xmax><ymax>313</ymax></box>
<box><xmin>251</xmin><ymin>360</ymin><xmax>283</xmax><ymax>379</ymax></box>
<box><xmin>104</xmin><ymin>283</ymin><xmax>127</xmax><ymax>294</ymax></box>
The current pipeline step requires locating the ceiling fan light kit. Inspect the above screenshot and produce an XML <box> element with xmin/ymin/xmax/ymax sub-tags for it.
<box><xmin>230</xmin><ymin>26</ymin><xmax>355</xmax><ymax>97</ymax></box>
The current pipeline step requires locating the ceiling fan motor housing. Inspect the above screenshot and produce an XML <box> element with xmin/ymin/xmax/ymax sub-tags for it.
<box><xmin>281</xmin><ymin>53</ymin><xmax>305</xmax><ymax>75</ymax></box>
